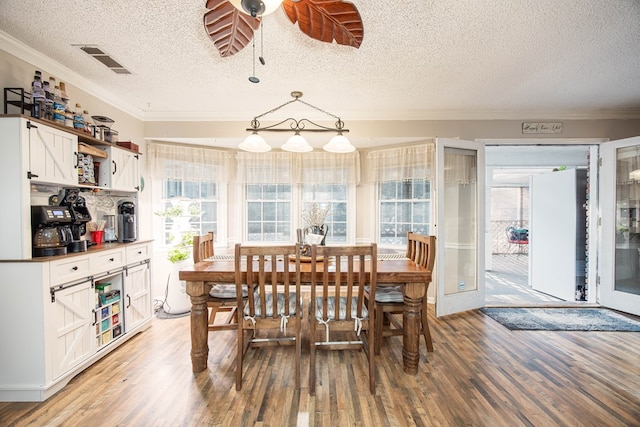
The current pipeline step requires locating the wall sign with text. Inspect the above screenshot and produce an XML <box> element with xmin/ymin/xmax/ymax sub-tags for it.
<box><xmin>522</xmin><ymin>122</ymin><xmax>563</xmax><ymax>134</ymax></box>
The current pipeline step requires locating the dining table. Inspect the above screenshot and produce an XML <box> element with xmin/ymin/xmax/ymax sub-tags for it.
<box><xmin>179</xmin><ymin>253</ymin><xmax>432</xmax><ymax>375</ymax></box>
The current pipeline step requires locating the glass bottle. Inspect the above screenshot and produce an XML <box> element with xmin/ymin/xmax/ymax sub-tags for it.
<box><xmin>42</xmin><ymin>79</ymin><xmax>54</xmax><ymax>120</ymax></box>
<box><xmin>52</xmin><ymin>85</ymin><xmax>65</xmax><ymax>124</ymax></box>
<box><xmin>73</xmin><ymin>103</ymin><xmax>85</xmax><ymax>130</ymax></box>
<box><xmin>30</xmin><ymin>71</ymin><xmax>45</xmax><ymax>119</ymax></box>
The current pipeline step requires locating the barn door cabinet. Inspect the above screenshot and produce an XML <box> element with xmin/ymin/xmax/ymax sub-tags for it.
<box><xmin>0</xmin><ymin>241</ymin><xmax>153</xmax><ymax>402</ymax></box>
<box><xmin>98</xmin><ymin>146</ymin><xmax>140</xmax><ymax>192</ymax></box>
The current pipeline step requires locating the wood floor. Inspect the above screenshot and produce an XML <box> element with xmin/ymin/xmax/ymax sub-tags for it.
<box><xmin>1</xmin><ymin>305</ymin><xmax>639</xmax><ymax>426</ymax></box>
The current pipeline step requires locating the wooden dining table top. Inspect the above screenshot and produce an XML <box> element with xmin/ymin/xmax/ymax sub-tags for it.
<box><xmin>178</xmin><ymin>255</ymin><xmax>431</xmax><ymax>284</ymax></box>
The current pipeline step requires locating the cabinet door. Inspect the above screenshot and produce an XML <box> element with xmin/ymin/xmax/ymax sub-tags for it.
<box><xmin>28</xmin><ymin>121</ymin><xmax>78</xmax><ymax>186</ymax></box>
<box><xmin>102</xmin><ymin>147</ymin><xmax>139</xmax><ymax>191</ymax></box>
<box><xmin>124</xmin><ymin>262</ymin><xmax>151</xmax><ymax>332</ymax></box>
<box><xmin>46</xmin><ymin>279</ymin><xmax>94</xmax><ymax>382</ymax></box>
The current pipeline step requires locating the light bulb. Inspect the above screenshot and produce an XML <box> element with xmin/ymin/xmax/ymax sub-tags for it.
<box><xmin>281</xmin><ymin>133</ymin><xmax>313</xmax><ymax>152</ymax></box>
<box><xmin>323</xmin><ymin>133</ymin><xmax>355</xmax><ymax>153</ymax></box>
<box><xmin>239</xmin><ymin>132</ymin><xmax>271</xmax><ymax>152</ymax></box>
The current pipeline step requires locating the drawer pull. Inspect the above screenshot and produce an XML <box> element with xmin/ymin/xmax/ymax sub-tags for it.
<box><xmin>72</xmin><ymin>266</ymin><xmax>78</xmax><ymax>271</ymax></box>
<box><xmin>109</xmin><ymin>258</ymin><xmax>114</xmax><ymax>262</ymax></box>
<box><xmin>137</xmin><ymin>251</ymin><xmax>142</xmax><ymax>254</ymax></box>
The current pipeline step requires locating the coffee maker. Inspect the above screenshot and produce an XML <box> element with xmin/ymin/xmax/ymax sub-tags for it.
<box><xmin>117</xmin><ymin>200</ymin><xmax>137</xmax><ymax>242</ymax></box>
<box><xmin>31</xmin><ymin>205</ymin><xmax>73</xmax><ymax>257</ymax></box>
<box><xmin>53</xmin><ymin>188</ymin><xmax>92</xmax><ymax>252</ymax></box>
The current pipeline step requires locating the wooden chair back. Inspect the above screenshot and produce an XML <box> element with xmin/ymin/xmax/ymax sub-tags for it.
<box><xmin>234</xmin><ymin>244</ymin><xmax>302</xmax><ymax>391</ymax></box>
<box><xmin>193</xmin><ymin>231</ymin><xmax>214</xmax><ymax>263</ymax></box>
<box><xmin>406</xmin><ymin>232</ymin><xmax>436</xmax><ymax>272</ymax></box>
<box><xmin>309</xmin><ymin>243</ymin><xmax>377</xmax><ymax>395</ymax></box>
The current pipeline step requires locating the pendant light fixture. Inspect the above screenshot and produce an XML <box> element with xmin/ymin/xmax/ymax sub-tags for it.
<box><xmin>239</xmin><ymin>91</ymin><xmax>354</xmax><ymax>153</ymax></box>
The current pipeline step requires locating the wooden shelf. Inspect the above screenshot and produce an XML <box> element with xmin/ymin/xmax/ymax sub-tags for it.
<box><xmin>0</xmin><ymin>113</ymin><xmax>140</xmax><ymax>155</ymax></box>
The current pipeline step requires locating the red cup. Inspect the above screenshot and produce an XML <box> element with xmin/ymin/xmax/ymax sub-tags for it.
<box><xmin>91</xmin><ymin>230</ymin><xmax>103</xmax><ymax>245</ymax></box>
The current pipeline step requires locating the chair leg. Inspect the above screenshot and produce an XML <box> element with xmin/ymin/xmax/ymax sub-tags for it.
<box><xmin>421</xmin><ymin>298</ymin><xmax>433</xmax><ymax>352</ymax></box>
<box><xmin>295</xmin><ymin>321</ymin><xmax>301</xmax><ymax>389</ymax></box>
<box><xmin>236</xmin><ymin>321</ymin><xmax>244</xmax><ymax>391</ymax></box>
<box><xmin>374</xmin><ymin>304</ymin><xmax>384</xmax><ymax>355</ymax></box>
<box><xmin>369</xmin><ymin>312</ymin><xmax>376</xmax><ymax>394</ymax></box>
<box><xmin>309</xmin><ymin>318</ymin><xmax>316</xmax><ymax>395</ymax></box>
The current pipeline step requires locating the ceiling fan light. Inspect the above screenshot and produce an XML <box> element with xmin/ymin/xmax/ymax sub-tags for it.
<box><xmin>323</xmin><ymin>133</ymin><xmax>355</xmax><ymax>153</ymax></box>
<box><xmin>239</xmin><ymin>132</ymin><xmax>272</xmax><ymax>152</ymax></box>
<box><xmin>281</xmin><ymin>133</ymin><xmax>313</xmax><ymax>152</ymax></box>
<box><xmin>230</xmin><ymin>0</ymin><xmax>284</xmax><ymax>16</ymax></box>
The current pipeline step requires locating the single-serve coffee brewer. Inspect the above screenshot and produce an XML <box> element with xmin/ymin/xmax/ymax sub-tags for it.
<box><xmin>31</xmin><ymin>205</ymin><xmax>73</xmax><ymax>257</ymax></box>
<box><xmin>117</xmin><ymin>200</ymin><xmax>137</xmax><ymax>242</ymax></box>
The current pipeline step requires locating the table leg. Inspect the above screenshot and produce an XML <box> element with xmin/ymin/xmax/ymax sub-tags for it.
<box><xmin>186</xmin><ymin>280</ymin><xmax>211</xmax><ymax>373</ymax></box>
<box><xmin>403</xmin><ymin>282</ymin><xmax>425</xmax><ymax>375</ymax></box>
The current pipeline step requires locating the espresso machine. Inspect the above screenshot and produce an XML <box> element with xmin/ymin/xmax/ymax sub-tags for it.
<box><xmin>54</xmin><ymin>188</ymin><xmax>92</xmax><ymax>252</ymax></box>
<box><xmin>117</xmin><ymin>200</ymin><xmax>137</xmax><ymax>242</ymax></box>
<box><xmin>31</xmin><ymin>205</ymin><xmax>73</xmax><ymax>257</ymax></box>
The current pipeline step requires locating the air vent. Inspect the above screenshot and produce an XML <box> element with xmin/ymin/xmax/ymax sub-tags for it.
<box><xmin>76</xmin><ymin>45</ymin><xmax>132</xmax><ymax>75</ymax></box>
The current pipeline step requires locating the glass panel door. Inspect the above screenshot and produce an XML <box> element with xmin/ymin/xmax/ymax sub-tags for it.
<box><xmin>436</xmin><ymin>138</ymin><xmax>485</xmax><ymax>316</ymax></box>
<box><xmin>600</xmin><ymin>136</ymin><xmax>640</xmax><ymax>315</ymax></box>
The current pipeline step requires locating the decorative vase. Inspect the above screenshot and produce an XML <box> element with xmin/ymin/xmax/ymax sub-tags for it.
<box><xmin>305</xmin><ymin>224</ymin><xmax>328</xmax><ymax>246</ymax></box>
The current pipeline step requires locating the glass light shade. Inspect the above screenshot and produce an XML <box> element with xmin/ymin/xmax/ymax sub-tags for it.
<box><xmin>229</xmin><ymin>0</ymin><xmax>284</xmax><ymax>16</ymax></box>
<box><xmin>239</xmin><ymin>132</ymin><xmax>271</xmax><ymax>152</ymax></box>
<box><xmin>281</xmin><ymin>133</ymin><xmax>313</xmax><ymax>152</ymax></box>
<box><xmin>323</xmin><ymin>133</ymin><xmax>355</xmax><ymax>153</ymax></box>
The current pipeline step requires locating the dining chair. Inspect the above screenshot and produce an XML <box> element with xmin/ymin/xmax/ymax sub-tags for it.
<box><xmin>235</xmin><ymin>244</ymin><xmax>302</xmax><ymax>391</ymax></box>
<box><xmin>368</xmin><ymin>232</ymin><xmax>436</xmax><ymax>355</ymax></box>
<box><xmin>309</xmin><ymin>243</ymin><xmax>377</xmax><ymax>395</ymax></box>
<box><xmin>193</xmin><ymin>231</ymin><xmax>243</xmax><ymax>331</ymax></box>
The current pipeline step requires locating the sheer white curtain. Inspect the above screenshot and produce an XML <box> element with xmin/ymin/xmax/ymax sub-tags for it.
<box><xmin>236</xmin><ymin>151</ymin><xmax>360</xmax><ymax>184</ymax></box>
<box><xmin>293</xmin><ymin>151</ymin><xmax>360</xmax><ymax>184</ymax></box>
<box><xmin>366</xmin><ymin>143</ymin><xmax>434</xmax><ymax>182</ymax></box>
<box><xmin>235</xmin><ymin>151</ymin><xmax>294</xmax><ymax>184</ymax></box>
<box><xmin>445</xmin><ymin>147</ymin><xmax>477</xmax><ymax>184</ymax></box>
<box><xmin>147</xmin><ymin>142</ymin><xmax>233</xmax><ymax>182</ymax></box>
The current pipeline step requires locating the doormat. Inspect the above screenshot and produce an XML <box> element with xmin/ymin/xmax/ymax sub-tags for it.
<box><xmin>480</xmin><ymin>307</ymin><xmax>640</xmax><ymax>331</ymax></box>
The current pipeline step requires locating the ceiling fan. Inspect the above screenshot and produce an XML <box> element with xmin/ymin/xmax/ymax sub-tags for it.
<box><xmin>203</xmin><ymin>0</ymin><xmax>364</xmax><ymax>58</ymax></box>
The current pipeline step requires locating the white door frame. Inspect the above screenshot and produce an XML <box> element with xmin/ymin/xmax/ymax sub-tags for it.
<box><xmin>435</xmin><ymin>138</ymin><xmax>485</xmax><ymax>316</ymax></box>
<box><xmin>599</xmin><ymin>136</ymin><xmax>640</xmax><ymax>315</ymax></box>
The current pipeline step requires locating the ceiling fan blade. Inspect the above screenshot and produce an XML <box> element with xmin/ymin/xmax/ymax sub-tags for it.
<box><xmin>282</xmin><ymin>0</ymin><xmax>363</xmax><ymax>49</ymax></box>
<box><xmin>203</xmin><ymin>0</ymin><xmax>260</xmax><ymax>57</ymax></box>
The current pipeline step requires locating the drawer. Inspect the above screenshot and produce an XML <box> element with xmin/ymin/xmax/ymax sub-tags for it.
<box><xmin>50</xmin><ymin>255</ymin><xmax>91</xmax><ymax>286</ymax></box>
<box><xmin>90</xmin><ymin>248</ymin><xmax>126</xmax><ymax>273</ymax></box>
<box><xmin>126</xmin><ymin>243</ymin><xmax>150</xmax><ymax>265</ymax></box>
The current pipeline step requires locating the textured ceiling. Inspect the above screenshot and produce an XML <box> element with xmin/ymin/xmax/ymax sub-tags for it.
<box><xmin>0</xmin><ymin>0</ymin><xmax>639</xmax><ymax>125</ymax></box>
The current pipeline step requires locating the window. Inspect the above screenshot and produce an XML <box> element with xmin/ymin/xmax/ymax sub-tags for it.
<box><xmin>238</xmin><ymin>151</ymin><xmax>360</xmax><ymax>244</ymax></box>
<box><xmin>379</xmin><ymin>179</ymin><xmax>431</xmax><ymax>245</ymax></box>
<box><xmin>156</xmin><ymin>178</ymin><xmax>219</xmax><ymax>247</ymax></box>
<box><xmin>148</xmin><ymin>143</ymin><xmax>231</xmax><ymax>249</ymax></box>
<box><xmin>302</xmin><ymin>184</ymin><xmax>348</xmax><ymax>243</ymax></box>
<box><xmin>246</xmin><ymin>184</ymin><xmax>292</xmax><ymax>241</ymax></box>
<box><xmin>367</xmin><ymin>143</ymin><xmax>434</xmax><ymax>247</ymax></box>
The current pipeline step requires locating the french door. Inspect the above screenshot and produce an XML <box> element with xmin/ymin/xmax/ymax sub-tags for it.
<box><xmin>600</xmin><ymin>136</ymin><xmax>640</xmax><ymax>315</ymax></box>
<box><xmin>435</xmin><ymin>138</ymin><xmax>485</xmax><ymax>316</ymax></box>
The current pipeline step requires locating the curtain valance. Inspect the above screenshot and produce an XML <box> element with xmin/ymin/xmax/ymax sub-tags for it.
<box><xmin>366</xmin><ymin>143</ymin><xmax>434</xmax><ymax>182</ymax></box>
<box><xmin>147</xmin><ymin>142</ymin><xmax>233</xmax><ymax>182</ymax></box>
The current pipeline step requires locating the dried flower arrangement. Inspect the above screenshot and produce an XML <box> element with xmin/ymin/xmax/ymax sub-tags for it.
<box><xmin>302</xmin><ymin>202</ymin><xmax>331</xmax><ymax>227</ymax></box>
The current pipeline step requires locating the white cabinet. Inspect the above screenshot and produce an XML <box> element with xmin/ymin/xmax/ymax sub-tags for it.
<box><xmin>0</xmin><ymin>116</ymin><xmax>140</xmax><ymax>261</ymax></box>
<box><xmin>47</xmin><ymin>279</ymin><xmax>94</xmax><ymax>381</ymax></box>
<box><xmin>99</xmin><ymin>146</ymin><xmax>140</xmax><ymax>192</ymax></box>
<box><xmin>124</xmin><ymin>261</ymin><xmax>151</xmax><ymax>332</ymax></box>
<box><xmin>0</xmin><ymin>241</ymin><xmax>153</xmax><ymax>402</ymax></box>
<box><xmin>27</xmin><ymin>120</ymin><xmax>78</xmax><ymax>186</ymax></box>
